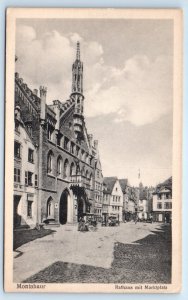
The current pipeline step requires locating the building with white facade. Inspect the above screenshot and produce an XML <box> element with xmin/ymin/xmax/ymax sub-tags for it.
<box><xmin>103</xmin><ymin>177</ymin><xmax>123</xmax><ymax>222</ymax></box>
<box><xmin>14</xmin><ymin>106</ymin><xmax>38</xmax><ymax>228</ymax></box>
<box><xmin>152</xmin><ymin>177</ymin><xmax>172</xmax><ymax>223</ymax></box>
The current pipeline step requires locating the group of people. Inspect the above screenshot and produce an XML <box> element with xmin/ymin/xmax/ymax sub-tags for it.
<box><xmin>78</xmin><ymin>217</ymin><xmax>97</xmax><ymax>232</ymax></box>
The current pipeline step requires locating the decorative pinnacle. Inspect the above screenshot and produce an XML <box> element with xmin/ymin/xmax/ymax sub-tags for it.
<box><xmin>76</xmin><ymin>41</ymin><xmax>80</xmax><ymax>60</ymax></box>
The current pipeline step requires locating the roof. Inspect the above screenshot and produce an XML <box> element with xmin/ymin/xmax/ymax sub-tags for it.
<box><xmin>153</xmin><ymin>176</ymin><xmax>172</xmax><ymax>195</ymax></box>
<box><xmin>157</xmin><ymin>176</ymin><xmax>172</xmax><ymax>190</ymax></box>
<box><xmin>103</xmin><ymin>177</ymin><xmax>118</xmax><ymax>194</ymax></box>
<box><xmin>119</xmin><ymin>179</ymin><xmax>128</xmax><ymax>192</ymax></box>
<box><xmin>139</xmin><ymin>189</ymin><xmax>148</xmax><ymax>200</ymax></box>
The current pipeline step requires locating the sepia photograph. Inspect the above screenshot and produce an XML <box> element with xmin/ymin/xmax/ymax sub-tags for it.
<box><xmin>4</xmin><ymin>8</ymin><xmax>182</xmax><ymax>293</ymax></box>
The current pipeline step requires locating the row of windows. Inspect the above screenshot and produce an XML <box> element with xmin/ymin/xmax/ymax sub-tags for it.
<box><xmin>47</xmin><ymin>152</ymin><xmax>93</xmax><ymax>182</ymax></box>
<box><xmin>112</xmin><ymin>195</ymin><xmax>121</xmax><ymax>202</ymax></box>
<box><xmin>95</xmin><ymin>194</ymin><xmax>102</xmax><ymax>202</ymax></box>
<box><xmin>95</xmin><ymin>182</ymin><xmax>102</xmax><ymax>191</ymax></box>
<box><xmin>14</xmin><ymin>168</ymin><xmax>38</xmax><ymax>187</ymax></box>
<box><xmin>48</xmin><ymin>126</ymin><xmax>92</xmax><ymax>165</ymax></box>
<box><xmin>157</xmin><ymin>194</ymin><xmax>171</xmax><ymax>200</ymax></box>
<box><xmin>112</xmin><ymin>206</ymin><xmax>120</xmax><ymax>211</ymax></box>
<box><xmin>14</xmin><ymin>141</ymin><xmax>34</xmax><ymax>163</ymax></box>
<box><xmin>157</xmin><ymin>202</ymin><xmax>172</xmax><ymax>209</ymax></box>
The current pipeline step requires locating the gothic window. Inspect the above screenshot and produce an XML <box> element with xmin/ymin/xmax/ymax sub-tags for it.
<box><xmin>57</xmin><ymin>135</ymin><xmax>61</xmax><ymax>146</ymax></box>
<box><xmin>47</xmin><ymin>124</ymin><xmax>54</xmax><ymax>141</ymax></box>
<box><xmin>64</xmin><ymin>137</ymin><xmax>70</xmax><ymax>151</ymax></box>
<box><xmin>89</xmin><ymin>173</ymin><xmax>93</xmax><ymax>189</ymax></box>
<box><xmin>70</xmin><ymin>162</ymin><xmax>76</xmax><ymax>177</ymax></box>
<box><xmin>76</xmin><ymin>146</ymin><xmax>80</xmax><ymax>157</ymax></box>
<box><xmin>57</xmin><ymin>156</ymin><xmax>62</xmax><ymax>176</ymax></box>
<box><xmin>47</xmin><ymin>197</ymin><xmax>54</xmax><ymax>218</ymax></box>
<box><xmin>70</xmin><ymin>142</ymin><xmax>75</xmax><ymax>154</ymax></box>
<box><xmin>47</xmin><ymin>151</ymin><xmax>53</xmax><ymax>174</ymax></box>
<box><xmin>63</xmin><ymin>159</ymin><xmax>69</xmax><ymax>179</ymax></box>
<box><xmin>76</xmin><ymin>164</ymin><xmax>80</xmax><ymax>176</ymax></box>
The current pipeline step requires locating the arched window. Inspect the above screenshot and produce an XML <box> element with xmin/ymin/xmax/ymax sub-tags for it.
<box><xmin>63</xmin><ymin>159</ymin><xmax>69</xmax><ymax>179</ymax></box>
<box><xmin>85</xmin><ymin>170</ymin><xmax>89</xmax><ymax>179</ymax></box>
<box><xmin>81</xmin><ymin>166</ymin><xmax>85</xmax><ymax>177</ymax></box>
<box><xmin>76</xmin><ymin>164</ymin><xmax>80</xmax><ymax>175</ymax></box>
<box><xmin>47</xmin><ymin>197</ymin><xmax>54</xmax><ymax>218</ymax></box>
<box><xmin>70</xmin><ymin>162</ymin><xmax>76</xmax><ymax>177</ymax></box>
<box><xmin>57</xmin><ymin>156</ymin><xmax>62</xmax><ymax>176</ymax></box>
<box><xmin>90</xmin><ymin>173</ymin><xmax>93</xmax><ymax>189</ymax></box>
<box><xmin>47</xmin><ymin>151</ymin><xmax>53</xmax><ymax>174</ymax></box>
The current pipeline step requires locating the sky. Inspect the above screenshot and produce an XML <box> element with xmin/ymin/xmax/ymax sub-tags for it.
<box><xmin>15</xmin><ymin>18</ymin><xmax>173</xmax><ymax>187</ymax></box>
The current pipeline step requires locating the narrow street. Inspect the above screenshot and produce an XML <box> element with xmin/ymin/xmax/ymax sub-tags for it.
<box><xmin>13</xmin><ymin>222</ymin><xmax>171</xmax><ymax>284</ymax></box>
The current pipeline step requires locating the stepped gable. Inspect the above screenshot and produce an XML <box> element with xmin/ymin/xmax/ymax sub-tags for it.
<box><xmin>103</xmin><ymin>177</ymin><xmax>118</xmax><ymax>194</ymax></box>
<box><xmin>15</xmin><ymin>72</ymin><xmax>40</xmax><ymax>114</ymax></box>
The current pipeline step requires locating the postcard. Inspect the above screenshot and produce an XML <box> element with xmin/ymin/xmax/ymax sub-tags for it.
<box><xmin>4</xmin><ymin>8</ymin><xmax>182</xmax><ymax>293</ymax></box>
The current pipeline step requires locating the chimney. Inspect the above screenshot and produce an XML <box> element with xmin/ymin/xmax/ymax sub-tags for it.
<box><xmin>33</xmin><ymin>89</ymin><xmax>38</xmax><ymax>96</ymax></box>
<box><xmin>88</xmin><ymin>134</ymin><xmax>93</xmax><ymax>147</ymax></box>
<box><xmin>94</xmin><ymin>139</ymin><xmax>98</xmax><ymax>149</ymax></box>
<box><xmin>39</xmin><ymin>86</ymin><xmax>47</xmax><ymax>120</ymax></box>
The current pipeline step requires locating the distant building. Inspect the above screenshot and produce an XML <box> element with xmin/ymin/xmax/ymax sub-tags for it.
<box><xmin>152</xmin><ymin>177</ymin><xmax>172</xmax><ymax>223</ymax></box>
<box><xmin>102</xmin><ymin>177</ymin><xmax>123</xmax><ymax>221</ymax></box>
<box><xmin>14</xmin><ymin>106</ymin><xmax>38</xmax><ymax>228</ymax></box>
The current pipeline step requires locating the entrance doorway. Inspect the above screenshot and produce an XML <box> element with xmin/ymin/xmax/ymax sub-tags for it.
<box><xmin>14</xmin><ymin>195</ymin><xmax>21</xmax><ymax>228</ymax></box>
<box><xmin>59</xmin><ymin>190</ymin><xmax>69</xmax><ymax>225</ymax></box>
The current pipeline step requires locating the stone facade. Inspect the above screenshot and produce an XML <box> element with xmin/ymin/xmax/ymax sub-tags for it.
<box><xmin>14</xmin><ymin>42</ymin><xmax>102</xmax><ymax>226</ymax></box>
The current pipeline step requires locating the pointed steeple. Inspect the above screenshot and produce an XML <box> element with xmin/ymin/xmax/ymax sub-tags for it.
<box><xmin>76</xmin><ymin>41</ymin><xmax>80</xmax><ymax>61</ymax></box>
<box><xmin>70</xmin><ymin>42</ymin><xmax>85</xmax><ymax>141</ymax></box>
<box><xmin>71</xmin><ymin>41</ymin><xmax>83</xmax><ymax>94</ymax></box>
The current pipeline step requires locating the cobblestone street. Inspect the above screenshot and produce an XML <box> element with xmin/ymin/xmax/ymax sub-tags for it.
<box><xmin>13</xmin><ymin>222</ymin><xmax>171</xmax><ymax>283</ymax></box>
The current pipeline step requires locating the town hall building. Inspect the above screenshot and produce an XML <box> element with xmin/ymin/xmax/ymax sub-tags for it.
<box><xmin>14</xmin><ymin>42</ymin><xmax>103</xmax><ymax>227</ymax></box>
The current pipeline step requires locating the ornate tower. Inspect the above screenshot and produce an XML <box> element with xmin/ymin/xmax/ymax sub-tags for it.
<box><xmin>70</xmin><ymin>42</ymin><xmax>85</xmax><ymax>140</ymax></box>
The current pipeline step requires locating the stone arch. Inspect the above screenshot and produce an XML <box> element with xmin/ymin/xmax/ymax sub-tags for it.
<box><xmin>59</xmin><ymin>189</ymin><xmax>73</xmax><ymax>224</ymax></box>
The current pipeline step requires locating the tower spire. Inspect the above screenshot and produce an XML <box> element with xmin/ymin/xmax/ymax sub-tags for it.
<box><xmin>76</xmin><ymin>41</ymin><xmax>80</xmax><ymax>60</ymax></box>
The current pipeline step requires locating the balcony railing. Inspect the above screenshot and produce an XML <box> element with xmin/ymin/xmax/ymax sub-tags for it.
<box><xmin>69</xmin><ymin>175</ymin><xmax>92</xmax><ymax>190</ymax></box>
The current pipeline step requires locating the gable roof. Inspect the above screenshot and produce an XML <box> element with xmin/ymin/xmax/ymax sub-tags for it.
<box><xmin>119</xmin><ymin>179</ymin><xmax>128</xmax><ymax>192</ymax></box>
<box><xmin>157</xmin><ymin>176</ymin><xmax>172</xmax><ymax>190</ymax></box>
<box><xmin>103</xmin><ymin>177</ymin><xmax>118</xmax><ymax>194</ymax></box>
